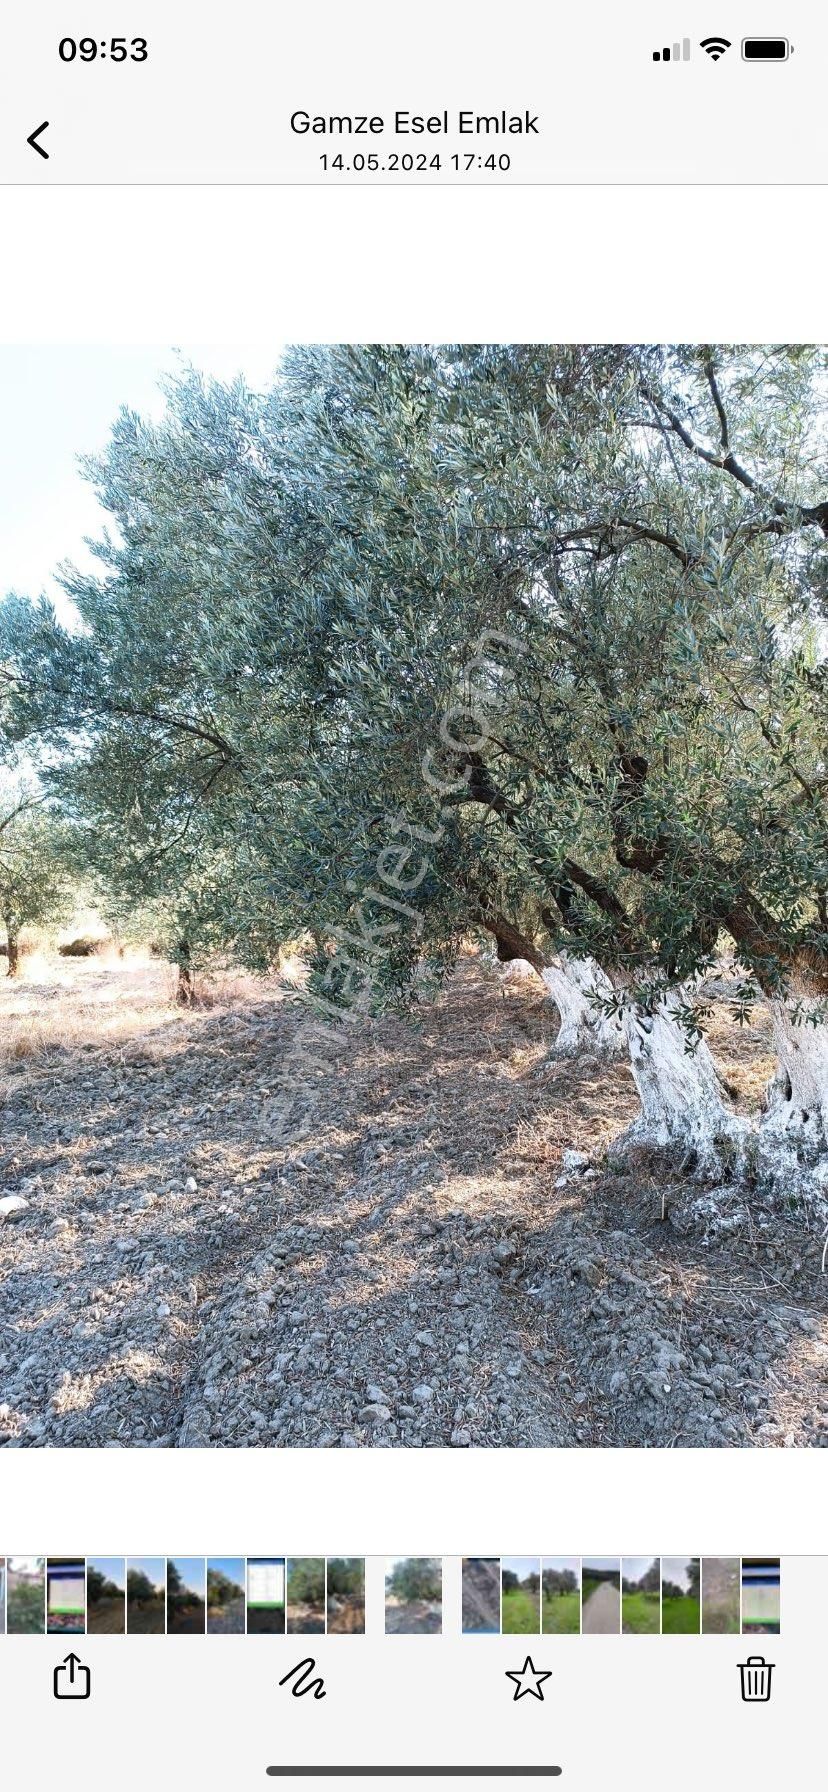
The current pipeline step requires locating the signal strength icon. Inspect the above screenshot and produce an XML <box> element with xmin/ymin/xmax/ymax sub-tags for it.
<box><xmin>652</xmin><ymin>37</ymin><xmax>691</xmax><ymax>61</ymax></box>
<box><xmin>700</xmin><ymin>35</ymin><xmax>732</xmax><ymax>59</ymax></box>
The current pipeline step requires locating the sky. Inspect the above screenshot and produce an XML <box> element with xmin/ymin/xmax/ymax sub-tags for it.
<box><xmin>543</xmin><ymin>1557</ymin><xmax>580</xmax><ymax>1579</ymax></box>
<box><xmin>128</xmin><ymin>1556</ymin><xmax>165</xmax><ymax>1591</ymax></box>
<box><xmin>662</xmin><ymin>1558</ymin><xmax>696</xmax><ymax>1591</ymax></box>
<box><xmin>0</xmin><ymin>345</ymin><xmax>284</xmax><ymax>620</ymax></box>
<box><xmin>623</xmin><ymin>1557</ymin><xmax>658</xmax><ymax>1583</ymax></box>
<box><xmin>169</xmin><ymin>1557</ymin><xmax>206</xmax><ymax>1598</ymax></box>
<box><xmin>208</xmin><ymin>1557</ymin><xmax>245</xmax><ymax>1587</ymax></box>
<box><xmin>502</xmin><ymin>1557</ymin><xmax>540</xmax><ymax>1581</ymax></box>
<box><xmin>88</xmin><ymin>1557</ymin><xmax>126</xmax><ymax>1590</ymax></box>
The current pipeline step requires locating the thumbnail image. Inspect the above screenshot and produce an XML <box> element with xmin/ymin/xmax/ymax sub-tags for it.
<box><xmin>581</xmin><ymin>1560</ymin><xmax>621</xmax><ymax>1635</ymax></box>
<box><xmin>0</xmin><ymin>1557</ymin><xmax>5</xmax><ymax>1633</ymax></box>
<box><xmin>462</xmin><ymin>1558</ymin><xmax>501</xmax><ymax>1635</ymax></box>
<box><xmin>622</xmin><ymin>1558</ymin><xmax>660</xmax><ymax>1635</ymax></box>
<box><xmin>206</xmin><ymin>1559</ymin><xmax>246</xmax><ymax>1634</ymax></box>
<box><xmin>7</xmin><ymin>1557</ymin><xmax>45</xmax><ymax>1634</ymax></box>
<box><xmin>247</xmin><ymin>1559</ymin><xmax>286</xmax><ymax>1634</ymax></box>
<box><xmin>742</xmin><ymin>1559</ymin><xmax>780</xmax><ymax>1635</ymax></box>
<box><xmin>126</xmin><ymin>1558</ymin><xmax>166</xmax><ymax>1634</ymax></box>
<box><xmin>1</xmin><ymin>343</ymin><xmax>826</xmax><ymax>1456</ymax></box>
<box><xmin>701</xmin><ymin>1558</ymin><xmax>740</xmax><ymax>1635</ymax></box>
<box><xmin>286</xmin><ymin>1558</ymin><xmax>326</xmax><ymax>1634</ymax></box>
<box><xmin>661</xmin><ymin>1559</ymin><xmax>701</xmax><ymax>1634</ymax></box>
<box><xmin>326</xmin><ymin>1558</ymin><xmax>365</xmax><ymax>1634</ymax></box>
<box><xmin>542</xmin><ymin>1559</ymin><xmax>581</xmax><ymax>1635</ymax></box>
<box><xmin>47</xmin><ymin>1558</ymin><xmax>86</xmax><ymax>1634</ymax></box>
<box><xmin>87</xmin><ymin>1559</ymin><xmax>126</xmax><ymax>1634</ymax></box>
<box><xmin>166</xmin><ymin>1558</ymin><xmax>206</xmax><ymax>1634</ymax></box>
<box><xmin>385</xmin><ymin>1558</ymin><xmax>442</xmax><ymax>1634</ymax></box>
<box><xmin>501</xmin><ymin>1559</ymin><xmax>541</xmax><ymax>1635</ymax></box>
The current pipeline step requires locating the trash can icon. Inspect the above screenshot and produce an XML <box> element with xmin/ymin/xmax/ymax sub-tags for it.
<box><xmin>739</xmin><ymin>1655</ymin><xmax>774</xmax><ymax>1702</ymax></box>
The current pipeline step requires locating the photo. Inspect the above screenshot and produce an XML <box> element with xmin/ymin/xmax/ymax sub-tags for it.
<box><xmin>6</xmin><ymin>1557</ymin><xmax>45</xmax><ymax>1634</ymax></box>
<box><xmin>87</xmin><ymin>1558</ymin><xmax>126</xmax><ymax>1634</ymax></box>
<box><xmin>326</xmin><ymin>1558</ymin><xmax>366</xmax><ymax>1635</ymax></box>
<box><xmin>701</xmin><ymin>1558</ymin><xmax>740</xmax><ymax>1635</ymax></box>
<box><xmin>501</xmin><ymin>1558</ymin><xmax>541</xmax><ymax>1635</ymax></box>
<box><xmin>126</xmin><ymin>1558</ymin><xmax>166</xmax><ymax>1634</ymax></box>
<box><xmin>581</xmin><ymin>1560</ymin><xmax>621</xmax><ymax>1636</ymax></box>
<box><xmin>166</xmin><ymin>1558</ymin><xmax>206</xmax><ymax>1634</ymax></box>
<box><xmin>462</xmin><ymin>1558</ymin><xmax>501</xmax><ymax>1635</ymax></box>
<box><xmin>206</xmin><ymin>1559</ymin><xmax>246</xmax><ymax>1635</ymax></box>
<box><xmin>286</xmin><ymin>1558</ymin><xmax>326</xmax><ymax>1634</ymax></box>
<box><xmin>46</xmin><ymin>1558</ymin><xmax>86</xmax><ymax>1634</ymax></box>
<box><xmin>385</xmin><ymin>1558</ymin><xmax>442</xmax><ymax>1635</ymax></box>
<box><xmin>246</xmin><ymin>1559</ymin><xmax>286</xmax><ymax>1634</ymax></box>
<box><xmin>741</xmin><ymin>1559</ymin><xmax>781</xmax><ymax>1635</ymax></box>
<box><xmin>661</xmin><ymin>1560</ymin><xmax>701</xmax><ymax>1634</ymax></box>
<box><xmin>621</xmin><ymin>1558</ymin><xmax>660</xmax><ymax>1635</ymax></box>
<box><xmin>542</xmin><ymin>1559</ymin><xmax>581</xmax><ymax>1635</ymax></box>
<box><xmin>2</xmin><ymin>344</ymin><xmax>828</xmax><ymax>1452</ymax></box>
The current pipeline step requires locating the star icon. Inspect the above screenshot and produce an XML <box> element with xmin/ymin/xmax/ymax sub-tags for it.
<box><xmin>505</xmin><ymin>1655</ymin><xmax>552</xmax><ymax>1702</ymax></box>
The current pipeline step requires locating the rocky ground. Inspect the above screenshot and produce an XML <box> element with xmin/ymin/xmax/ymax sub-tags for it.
<box><xmin>1</xmin><ymin>949</ymin><xmax>826</xmax><ymax>1449</ymax></box>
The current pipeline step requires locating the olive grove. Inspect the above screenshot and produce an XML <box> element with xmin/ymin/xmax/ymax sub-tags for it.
<box><xmin>2</xmin><ymin>343</ymin><xmax>828</xmax><ymax>1216</ymax></box>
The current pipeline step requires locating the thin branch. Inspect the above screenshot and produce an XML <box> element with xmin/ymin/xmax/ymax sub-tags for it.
<box><xmin>704</xmin><ymin>358</ymin><xmax>730</xmax><ymax>452</ymax></box>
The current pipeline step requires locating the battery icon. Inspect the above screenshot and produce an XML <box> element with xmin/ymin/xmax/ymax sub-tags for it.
<box><xmin>741</xmin><ymin>37</ymin><xmax>791</xmax><ymax>59</ymax></box>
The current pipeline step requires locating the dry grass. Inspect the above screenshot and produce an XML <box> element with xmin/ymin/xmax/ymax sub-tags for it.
<box><xmin>0</xmin><ymin>952</ymin><xmax>175</xmax><ymax>1071</ymax></box>
<box><xmin>0</xmin><ymin>948</ymin><xmax>290</xmax><ymax>1073</ymax></box>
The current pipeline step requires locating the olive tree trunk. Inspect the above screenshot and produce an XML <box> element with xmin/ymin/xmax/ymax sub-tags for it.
<box><xmin>4</xmin><ymin>916</ymin><xmax>20</xmax><ymax>978</ymax></box>
<box><xmin>176</xmin><ymin>939</ymin><xmax>195</xmax><ymax>1006</ymax></box>
<box><xmin>540</xmin><ymin>954</ymin><xmax>625</xmax><ymax>1059</ymax></box>
<box><xmin>618</xmin><ymin>989</ymin><xmax>746</xmax><ymax>1175</ymax></box>
<box><xmin>762</xmin><ymin>997</ymin><xmax>828</xmax><ymax>1153</ymax></box>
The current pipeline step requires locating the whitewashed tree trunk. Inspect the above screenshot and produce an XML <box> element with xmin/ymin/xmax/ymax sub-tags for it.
<box><xmin>540</xmin><ymin>954</ymin><xmax>625</xmax><ymax>1059</ymax></box>
<box><xmin>762</xmin><ymin>997</ymin><xmax>828</xmax><ymax>1151</ymax></box>
<box><xmin>619</xmin><ymin>990</ymin><xmax>745</xmax><ymax>1173</ymax></box>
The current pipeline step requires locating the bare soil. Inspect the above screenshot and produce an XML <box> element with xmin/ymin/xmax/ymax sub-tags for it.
<box><xmin>327</xmin><ymin>1595</ymin><xmax>365</xmax><ymax>1634</ymax></box>
<box><xmin>385</xmin><ymin>1598</ymin><xmax>442</xmax><ymax>1635</ymax></box>
<box><xmin>1</xmin><ymin>951</ymin><xmax>826</xmax><ymax>1449</ymax></box>
<box><xmin>206</xmin><ymin>1597</ymin><xmax>245</xmax><ymax>1634</ymax></box>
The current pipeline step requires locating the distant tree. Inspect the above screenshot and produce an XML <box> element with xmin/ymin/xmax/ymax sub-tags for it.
<box><xmin>86</xmin><ymin>1566</ymin><xmax>121</xmax><ymax>1604</ymax></box>
<box><xmin>326</xmin><ymin>1559</ymin><xmax>364</xmax><ymax>1598</ymax></box>
<box><xmin>206</xmin><ymin>1568</ymin><xmax>244</xmax><ymax>1608</ymax></box>
<box><xmin>0</xmin><ymin>779</ymin><xmax>73</xmax><ymax>974</ymax></box>
<box><xmin>86</xmin><ymin>1566</ymin><xmax>106</xmax><ymax>1604</ymax></box>
<box><xmin>287</xmin><ymin>1559</ymin><xmax>325</xmax><ymax>1605</ymax></box>
<box><xmin>641</xmin><ymin>1561</ymin><xmax>661</xmax><ymax>1595</ymax></box>
<box><xmin>544</xmin><ymin>1568</ymin><xmax>578</xmax><ymax>1596</ymax></box>
<box><xmin>388</xmin><ymin>1558</ymin><xmax>441</xmax><ymax>1604</ymax></box>
<box><xmin>126</xmin><ymin>1568</ymin><xmax>157</xmax><ymax>1605</ymax></box>
<box><xmin>166</xmin><ymin>1561</ymin><xmax>183</xmax><ymax>1600</ymax></box>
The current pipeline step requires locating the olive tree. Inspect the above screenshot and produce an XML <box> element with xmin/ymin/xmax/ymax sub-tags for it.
<box><xmin>0</xmin><ymin>778</ymin><xmax>73</xmax><ymax>973</ymax></box>
<box><xmin>3</xmin><ymin>344</ymin><xmax>828</xmax><ymax>1207</ymax></box>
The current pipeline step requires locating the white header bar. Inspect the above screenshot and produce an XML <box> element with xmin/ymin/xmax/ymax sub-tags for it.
<box><xmin>0</xmin><ymin>2</ymin><xmax>823</xmax><ymax>184</ymax></box>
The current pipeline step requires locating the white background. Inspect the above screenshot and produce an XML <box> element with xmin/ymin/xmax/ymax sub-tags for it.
<box><xmin>0</xmin><ymin>182</ymin><xmax>826</xmax><ymax>1554</ymax></box>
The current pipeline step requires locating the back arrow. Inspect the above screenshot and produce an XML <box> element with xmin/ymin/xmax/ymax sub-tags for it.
<box><xmin>27</xmin><ymin>121</ymin><xmax>50</xmax><ymax>159</ymax></box>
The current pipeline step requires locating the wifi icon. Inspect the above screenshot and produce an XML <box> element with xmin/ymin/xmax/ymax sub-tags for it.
<box><xmin>700</xmin><ymin>35</ymin><xmax>732</xmax><ymax>59</ymax></box>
